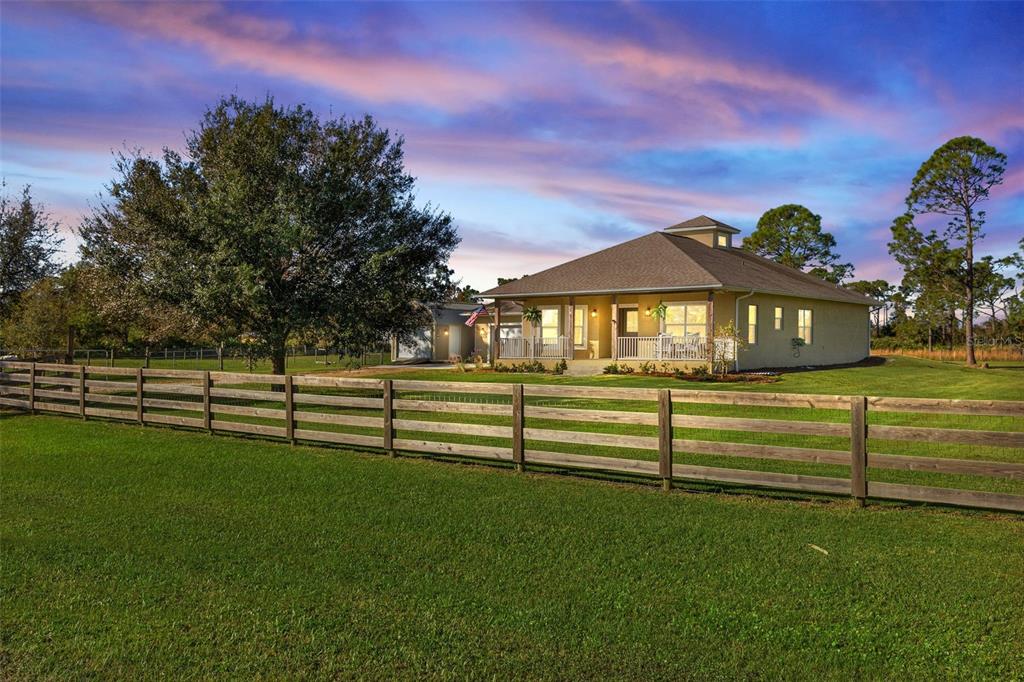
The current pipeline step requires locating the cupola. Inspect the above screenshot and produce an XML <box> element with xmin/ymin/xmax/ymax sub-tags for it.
<box><xmin>663</xmin><ymin>215</ymin><xmax>740</xmax><ymax>248</ymax></box>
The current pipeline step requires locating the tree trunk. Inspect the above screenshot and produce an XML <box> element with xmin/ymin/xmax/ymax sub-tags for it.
<box><xmin>965</xmin><ymin>213</ymin><xmax>977</xmax><ymax>365</ymax></box>
<box><xmin>65</xmin><ymin>326</ymin><xmax>76</xmax><ymax>365</ymax></box>
<box><xmin>271</xmin><ymin>340</ymin><xmax>287</xmax><ymax>392</ymax></box>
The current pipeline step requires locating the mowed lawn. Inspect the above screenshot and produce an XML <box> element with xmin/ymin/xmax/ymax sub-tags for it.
<box><xmin>364</xmin><ymin>355</ymin><xmax>1024</xmax><ymax>401</ymax></box>
<box><xmin>3</xmin><ymin>416</ymin><xmax>1024</xmax><ymax>679</ymax></box>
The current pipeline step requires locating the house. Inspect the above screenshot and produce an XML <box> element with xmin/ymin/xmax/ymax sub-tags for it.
<box><xmin>391</xmin><ymin>302</ymin><xmax>525</xmax><ymax>364</ymax></box>
<box><xmin>477</xmin><ymin>215</ymin><xmax>877</xmax><ymax>371</ymax></box>
<box><xmin>391</xmin><ymin>303</ymin><xmax>479</xmax><ymax>363</ymax></box>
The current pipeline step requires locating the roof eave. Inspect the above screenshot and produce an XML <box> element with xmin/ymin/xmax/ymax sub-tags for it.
<box><xmin>481</xmin><ymin>284</ymin><xmax>724</xmax><ymax>299</ymax></box>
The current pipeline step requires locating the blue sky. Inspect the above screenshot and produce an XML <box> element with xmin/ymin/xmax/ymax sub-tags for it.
<box><xmin>2</xmin><ymin>1</ymin><xmax>1022</xmax><ymax>289</ymax></box>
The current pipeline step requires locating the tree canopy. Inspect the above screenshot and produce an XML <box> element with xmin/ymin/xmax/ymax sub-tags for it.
<box><xmin>81</xmin><ymin>96</ymin><xmax>459</xmax><ymax>373</ymax></box>
<box><xmin>742</xmin><ymin>204</ymin><xmax>853</xmax><ymax>283</ymax></box>
<box><xmin>0</xmin><ymin>184</ymin><xmax>64</xmax><ymax>316</ymax></box>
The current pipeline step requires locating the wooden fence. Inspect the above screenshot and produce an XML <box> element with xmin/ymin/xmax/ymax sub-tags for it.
<box><xmin>2</xmin><ymin>361</ymin><xmax>1022</xmax><ymax>513</ymax></box>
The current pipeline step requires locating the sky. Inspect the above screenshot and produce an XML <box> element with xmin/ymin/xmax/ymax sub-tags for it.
<box><xmin>2</xmin><ymin>1</ymin><xmax>1022</xmax><ymax>291</ymax></box>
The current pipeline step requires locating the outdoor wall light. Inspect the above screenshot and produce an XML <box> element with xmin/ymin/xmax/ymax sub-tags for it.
<box><xmin>443</xmin><ymin>328</ymin><xmax>449</xmax><ymax>335</ymax></box>
<box><xmin>645</xmin><ymin>307</ymin><xmax>651</xmax><ymax>316</ymax></box>
<box><xmin>590</xmin><ymin>308</ymin><xmax>597</xmax><ymax>318</ymax></box>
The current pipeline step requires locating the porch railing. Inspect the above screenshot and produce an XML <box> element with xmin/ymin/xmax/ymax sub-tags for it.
<box><xmin>499</xmin><ymin>336</ymin><xmax>572</xmax><ymax>359</ymax></box>
<box><xmin>617</xmin><ymin>335</ymin><xmax>708</xmax><ymax>361</ymax></box>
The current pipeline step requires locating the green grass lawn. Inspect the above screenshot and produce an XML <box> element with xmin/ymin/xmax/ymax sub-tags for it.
<box><xmin>72</xmin><ymin>351</ymin><xmax>391</xmax><ymax>374</ymax></box>
<box><xmin>2</xmin><ymin>416</ymin><xmax>1022</xmax><ymax>679</ymax></box>
<box><xmin>366</xmin><ymin>355</ymin><xmax>1024</xmax><ymax>401</ymax></box>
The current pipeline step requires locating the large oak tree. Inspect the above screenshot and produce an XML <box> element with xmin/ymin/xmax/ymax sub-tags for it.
<box><xmin>81</xmin><ymin>96</ymin><xmax>459</xmax><ymax>374</ymax></box>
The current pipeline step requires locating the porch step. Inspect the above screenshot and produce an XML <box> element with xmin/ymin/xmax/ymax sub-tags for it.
<box><xmin>564</xmin><ymin>359</ymin><xmax>609</xmax><ymax>376</ymax></box>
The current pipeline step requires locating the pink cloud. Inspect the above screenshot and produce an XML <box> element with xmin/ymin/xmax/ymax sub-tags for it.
<box><xmin>78</xmin><ymin>2</ymin><xmax>506</xmax><ymax>113</ymax></box>
<box><xmin>519</xmin><ymin>19</ymin><xmax>872</xmax><ymax>134</ymax></box>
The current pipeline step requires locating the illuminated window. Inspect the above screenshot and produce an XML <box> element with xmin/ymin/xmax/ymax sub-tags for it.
<box><xmin>663</xmin><ymin>304</ymin><xmax>707</xmax><ymax>339</ymax></box>
<box><xmin>798</xmin><ymin>309</ymin><xmax>813</xmax><ymax>344</ymax></box>
<box><xmin>716</xmin><ymin>233</ymin><xmax>728</xmax><ymax>247</ymax></box>
<box><xmin>539</xmin><ymin>307</ymin><xmax>560</xmax><ymax>341</ymax></box>
<box><xmin>747</xmin><ymin>304</ymin><xmax>758</xmax><ymax>344</ymax></box>
<box><xmin>773</xmin><ymin>306</ymin><xmax>783</xmax><ymax>331</ymax></box>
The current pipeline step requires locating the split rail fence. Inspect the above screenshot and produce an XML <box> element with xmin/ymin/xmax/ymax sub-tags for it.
<box><xmin>2</xmin><ymin>361</ymin><xmax>1022</xmax><ymax>513</ymax></box>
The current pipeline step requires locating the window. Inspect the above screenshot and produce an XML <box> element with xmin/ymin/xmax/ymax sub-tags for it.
<box><xmin>538</xmin><ymin>306</ymin><xmax>560</xmax><ymax>340</ymax></box>
<box><xmin>773</xmin><ymin>306</ymin><xmax>783</xmax><ymax>331</ymax></box>
<box><xmin>798</xmin><ymin>309</ymin><xmax>813</xmax><ymax>344</ymax></box>
<box><xmin>572</xmin><ymin>306</ymin><xmax>587</xmax><ymax>347</ymax></box>
<box><xmin>663</xmin><ymin>303</ymin><xmax>707</xmax><ymax>339</ymax></box>
<box><xmin>716</xmin><ymin>233</ymin><xmax>728</xmax><ymax>247</ymax></box>
<box><xmin>747</xmin><ymin>304</ymin><xmax>758</xmax><ymax>344</ymax></box>
<box><xmin>623</xmin><ymin>309</ymin><xmax>638</xmax><ymax>334</ymax></box>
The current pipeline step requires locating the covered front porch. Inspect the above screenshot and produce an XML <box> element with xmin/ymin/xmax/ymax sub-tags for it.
<box><xmin>490</xmin><ymin>291</ymin><xmax>737</xmax><ymax>367</ymax></box>
<box><xmin>498</xmin><ymin>335</ymin><xmax>713</xmax><ymax>362</ymax></box>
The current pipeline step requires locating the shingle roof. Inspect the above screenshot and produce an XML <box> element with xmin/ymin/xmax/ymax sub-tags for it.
<box><xmin>479</xmin><ymin>231</ymin><xmax>877</xmax><ymax>306</ymax></box>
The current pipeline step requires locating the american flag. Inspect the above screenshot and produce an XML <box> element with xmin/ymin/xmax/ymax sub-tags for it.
<box><xmin>465</xmin><ymin>304</ymin><xmax>487</xmax><ymax>327</ymax></box>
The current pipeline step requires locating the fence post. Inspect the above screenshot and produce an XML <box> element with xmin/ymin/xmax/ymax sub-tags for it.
<box><xmin>79</xmin><ymin>364</ymin><xmax>87</xmax><ymax>420</ymax></box>
<box><xmin>658</xmin><ymin>388</ymin><xmax>673</xmax><ymax>491</ymax></box>
<box><xmin>203</xmin><ymin>371</ymin><xmax>212</xmax><ymax>433</ymax></box>
<box><xmin>850</xmin><ymin>396</ymin><xmax>868</xmax><ymax>506</ymax></box>
<box><xmin>136</xmin><ymin>368</ymin><xmax>144</xmax><ymax>424</ymax></box>
<box><xmin>512</xmin><ymin>383</ymin><xmax>525</xmax><ymax>472</ymax></box>
<box><xmin>285</xmin><ymin>374</ymin><xmax>296</xmax><ymax>446</ymax></box>
<box><xmin>28</xmin><ymin>363</ymin><xmax>36</xmax><ymax>414</ymax></box>
<box><xmin>383</xmin><ymin>379</ymin><xmax>394</xmax><ymax>456</ymax></box>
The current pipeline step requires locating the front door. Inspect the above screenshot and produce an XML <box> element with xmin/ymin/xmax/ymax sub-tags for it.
<box><xmin>618</xmin><ymin>307</ymin><xmax>639</xmax><ymax>337</ymax></box>
<box><xmin>617</xmin><ymin>307</ymin><xmax>639</xmax><ymax>359</ymax></box>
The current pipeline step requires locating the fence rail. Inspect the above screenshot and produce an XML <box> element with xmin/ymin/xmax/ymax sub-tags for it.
<box><xmin>2</xmin><ymin>361</ymin><xmax>1022</xmax><ymax>513</ymax></box>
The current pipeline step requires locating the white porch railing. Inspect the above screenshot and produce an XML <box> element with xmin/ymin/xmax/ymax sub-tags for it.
<box><xmin>499</xmin><ymin>336</ymin><xmax>572</xmax><ymax>359</ymax></box>
<box><xmin>617</xmin><ymin>335</ymin><xmax>708</xmax><ymax>361</ymax></box>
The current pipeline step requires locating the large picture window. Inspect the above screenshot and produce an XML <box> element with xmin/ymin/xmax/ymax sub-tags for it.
<box><xmin>798</xmin><ymin>309</ymin><xmax>813</xmax><ymax>344</ymax></box>
<box><xmin>538</xmin><ymin>306</ymin><xmax>560</xmax><ymax>341</ymax></box>
<box><xmin>663</xmin><ymin>303</ymin><xmax>707</xmax><ymax>339</ymax></box>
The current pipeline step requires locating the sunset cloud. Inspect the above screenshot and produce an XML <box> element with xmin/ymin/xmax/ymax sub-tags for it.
<box><xmin>2</xmin><ymin>1</ymin><xmax>1021</xmax><ymax>289</ymax></box>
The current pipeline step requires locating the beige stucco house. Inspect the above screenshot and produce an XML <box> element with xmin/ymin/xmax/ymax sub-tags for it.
<box><xmin>477</xmin><ymin>215</ymin><xmax>877</xmax><ymax>372</ymax></box>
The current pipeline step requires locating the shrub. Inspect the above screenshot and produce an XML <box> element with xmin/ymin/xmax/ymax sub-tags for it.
<box><xmin>689</xmin><ymin>365</ymin><xmax>710</xmax><ymax>378</ymax></box>
<box><xmin>638</xmin><ymin>361</ymin><xmax>656</xmax><ymax>375</ymax></box>
<box><xmin>603</xmin><ymin>362</ymin><xmax>620</xmax><ymax>375</ymax></box>
<box><xmin>619</xmin><ymin>364</ymin><xmax>635</xmax><ymax>374</ymax></box>
<box><xmin>553</xmin><ymin>359</ymin><xmax>568</xmax><ymax>375</ymax></box>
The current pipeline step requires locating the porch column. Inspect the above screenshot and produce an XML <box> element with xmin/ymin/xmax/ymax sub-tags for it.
<box><xmin>493</xmin><ymin>304</ymin><xmax>501</xmax><ymax>363</ymax></box>
<box><xmin>568</xmin><ymin>297</ymin><xmax>575</xmax><ymax>359</ymax></box>
<box><xmin>610</xmin><ymin>296</ymin><xmax>618</xmax><ymax>360</ymax></box>
<box><xmin>707</xmin><ymin>292</ymin><xmax>715</xmax><ymax>368</ymax></box>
